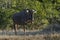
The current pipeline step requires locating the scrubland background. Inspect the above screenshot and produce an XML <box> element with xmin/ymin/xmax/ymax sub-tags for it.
<box><xmin>0</xmin><ymin>0</ymin><xmax>60</xmax><ymax>40</ymax></box>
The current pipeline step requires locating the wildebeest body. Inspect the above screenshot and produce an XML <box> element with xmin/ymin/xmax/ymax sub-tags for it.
<box><xmin>12</xmin><ymin>9</ymin><xmax>36</xmax><ymax>35</ymax></box>
<box><xmin>13</xmin><ymin>9</ymin><xmax>33</xmax><ymax>25</ymax></box>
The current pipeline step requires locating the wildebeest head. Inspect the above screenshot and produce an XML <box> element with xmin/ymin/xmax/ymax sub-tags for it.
<box><xmin>25</xmin><ymin>9</ymin><xmax>36</xmax><ymax>23</ymax></box>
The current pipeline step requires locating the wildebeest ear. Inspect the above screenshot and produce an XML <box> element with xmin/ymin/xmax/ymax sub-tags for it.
<box><xmin>26</xmin><ymin>10</ymin><xmax>29</xmax><ymax>13</ymax></box>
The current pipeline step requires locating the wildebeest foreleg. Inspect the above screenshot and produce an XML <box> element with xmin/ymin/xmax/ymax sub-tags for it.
<box><xmin>23</xmin><ymin>25</ymin><xmax>26</xmax><ymax>35</ymax></box>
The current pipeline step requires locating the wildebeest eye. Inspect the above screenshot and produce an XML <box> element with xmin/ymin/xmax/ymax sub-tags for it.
<box><xmin>26</xmin><ymin>10</ymin><xmax>29</xmax><ymax>13</ymax></box>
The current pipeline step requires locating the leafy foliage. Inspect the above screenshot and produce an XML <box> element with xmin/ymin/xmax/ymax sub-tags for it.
<box><xmin>0</xmin><ymin>0</ymin><xmax>60</xmax><ymax>30</ymax></box>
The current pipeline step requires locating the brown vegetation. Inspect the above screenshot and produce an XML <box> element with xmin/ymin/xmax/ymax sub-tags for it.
<box><xmin>0</xmin><ymin>33</ymin><xmax>60</xmax><ymax>40</ymax></box>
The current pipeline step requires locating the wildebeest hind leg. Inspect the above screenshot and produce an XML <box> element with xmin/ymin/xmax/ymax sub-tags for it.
<box><xmin>14</xmin><ymin>23</ymin><xmax>18</xmax><ymax>35</ymax></box>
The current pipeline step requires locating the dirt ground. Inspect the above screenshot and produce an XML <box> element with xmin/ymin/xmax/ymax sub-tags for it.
<box><xmin>0</xmin><ymin>33</ymin><xmax>60</xmax><ymax>40</ymax></box>
<box><xmin>0</xmin><ymin>35</ymin><xmax>44</xmax><ymax>40</ymax></box>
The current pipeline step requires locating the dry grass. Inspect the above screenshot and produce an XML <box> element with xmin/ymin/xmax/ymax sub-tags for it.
<box><xmin>0</xmin><ymin>33</ymin><xmax>60</xmax><ymax>40</ymax></box>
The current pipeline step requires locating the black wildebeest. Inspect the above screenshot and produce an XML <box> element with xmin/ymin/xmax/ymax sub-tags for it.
<box><xmin>12</xmin><ymin>9</ymin><xmax>36</xmax><ymax>35</ymax></box>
